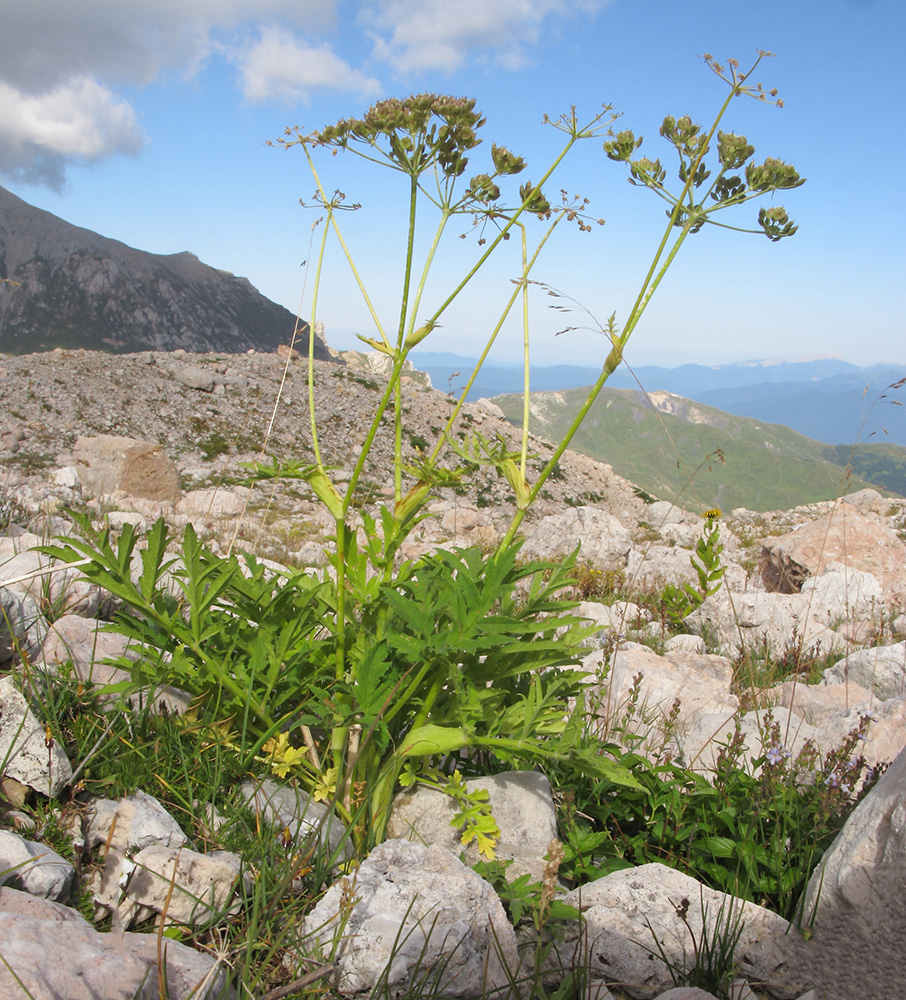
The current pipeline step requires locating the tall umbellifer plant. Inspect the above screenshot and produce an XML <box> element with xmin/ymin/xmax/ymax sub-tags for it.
<box><xmin>46</xmin><ymin>53</ymin><xmax>802</xmax><ymax>853</ymax></box>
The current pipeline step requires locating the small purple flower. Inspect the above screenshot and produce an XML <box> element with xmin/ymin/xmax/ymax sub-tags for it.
<box><xmin>825</xmin><ymin>773</ymin><xmax>839</xmax><ymax>789</ymax></box>
<box><xmin>765</xmin><ymin>745</ymin><xmax>786</xmax><ymax>766</ymax></box>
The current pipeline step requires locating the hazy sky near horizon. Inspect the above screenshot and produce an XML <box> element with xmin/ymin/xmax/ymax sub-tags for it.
<box><xmin>2</xmin><ymin>0</ymin><xmax>902</xmax><ymax>368</ymax></box>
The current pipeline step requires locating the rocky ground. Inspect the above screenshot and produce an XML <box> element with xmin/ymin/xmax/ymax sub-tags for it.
<box><xmin>2</xmin><ymin>348</ymin><xmax>906</xmax><ymax>999</ymax></box>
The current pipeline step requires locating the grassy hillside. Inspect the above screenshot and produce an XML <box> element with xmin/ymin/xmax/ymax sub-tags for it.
<box><xmin>494</xmin><ymin>386</ymin><xmax>898</xmax><ymax>512</ymax></box>
<box><xmin>822</xmin><ymin>442</ymin><xmax>906</xmax><ymax>498</ymax></box>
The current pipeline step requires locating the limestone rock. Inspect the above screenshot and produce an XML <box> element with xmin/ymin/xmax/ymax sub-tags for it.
<box><xmin>0</xmin><ymin>587</ymin><xmax>31</xmax><ymax>663</ymax></box>
<box><xmin>773</xmin><ymin>680</ymin><xmax>874</xmax><ymax>727</ymax></box>
<box><xmin>40</xmin><ymin>613</ymin><xmax>136</xmax><ymax>685</ymax></box>
<box><xmin>0</xmin><ymin>830</ymin><xmax>76</xmax><ymax>902</ymax></box>
<box><xmin>118</xmin><ymin>844</ymin><xmax>243</xmax><ymax>928</ymax></box>
<box><xmin>177</xmin><ymin>487</ymin><xmax>249</xmax><ymax>518</ymax></box>
<box><xmin>521</xmin><ymin>506</ymin><xmax>633</xmax><ymax>569</ymax></box>
<box><xmin>760</xmin><ymin>504</ymin><xmax>906</xmax><ymax>602</ymax></box>
<box><xmin>674</xmin><ymin>707</ymin><xmax>818</xmax><ymax>777</ymax></box>
<box><xmin>558</xmin><ymin>863</ymin><xmax>795</xmax><ymax>1000</ymax></box>
<box><xmin>813</xmin><ymin>696</ymin><xmax>906</xmax><ymax>772</ymax></box>
<box><xmin>302</xmin><ymin>839</ymin><xmax>519</xmax><ymax>998</ymax></box>
<box><xmin>168</xmin><ymin>364</ymin><xmax>216</xmax><ymax>391</ymax></box>
<box><xmin>796</xmin><ymin>743</ymin><xmax>906</xmax><ymax>1000</ymax></box>
<box><xmin>0</xmin><ymin>676</ymin><xmax>72</xmax><ymax>796</ymax></box>
<box><xmin>0</xmin><ymin>886</ymin><xmax>232</xmax><ymax>999</ymax></box>
<box><xmin>685</xmin><ymin>590</ymin><xmax>838</xmax><ymax>659</ymax></box>
<box><xmin>239</xmin><ymin>778</ymin><xmax>349</xmax><ymax>859</ymax></box>
<box><xmin>820</xmin><ymin>640</ymin><xmax>906</xmax><ymax>701</ymax></box>
<box><xmin>76</xmin><ymin>790</ymin><xmax>189</xmax><ymax>856</ymax></box>
<box><xmin>73</xmin><ymin>434</ymin><xmax>181</xmax><ymax>502</ymax></box>
<box><xmin>586</xmin><ymin>645</ymin><xmax>738</xmax><ymax>746</ymax></box>
<box><xmin>387</xmin><ymin>770</ymin><xmax>559</xmax><ymax>880</ymax></box>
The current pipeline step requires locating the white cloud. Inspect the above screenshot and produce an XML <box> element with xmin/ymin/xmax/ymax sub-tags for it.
<box><xmin>0</xmin><ymin>78</ymin><xmax>145</xmax><ymax>189</ymax></box>
<box><xmin>0</xmin><ymin>1</ymin><xmax>342</xmax><ymax>186</ymax></box>
<box><xmin>363</xmin><ymin>0</ymin><xmax>609</xmax><ymax>74</ymax></box>
<box><xmin>0</xmin><ymin>1</ymin><xmax>338</xmax><ymax>93</ymax></box>
<box><xmin>238</xmin><ymin>26</ymin><xmax>381</xmax><ymax>103</ymax></box>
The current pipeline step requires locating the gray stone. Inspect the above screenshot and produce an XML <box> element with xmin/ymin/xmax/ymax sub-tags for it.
<box><xmin>664</xmin><ymin>634</ymin><xmax>707</xmax><ymax>655</ymax></box>
<box><xmin>0</xmin><ymin>886</ymin><xmax>232</xmax><ymax>999</ymax></box>
<box><xmin>387</xmin><ymin>770</ymin><xmax>559</xmax><ymax>879</ymax></box>
<box><xmin>76</xmin><ymin>790</ymin><xmax>189</xmax><ymax>856</ymax></box>
<box><xmin>685</xmin><ymin>590</ymin><xmax>839</xmax><ymax>660</ymax></box>
<box><xmin>799</xmin><ymin>563</ymin><xmax>882</xmax><ymax>619</ymax></box>
<box><xmin>0</xmin><ymin>829</ymin><xmax>75</xmax><ymax>902</ymax></box>
<box><xmin>820</xmin><ymin>640</ymin><xmax>906</xmax><ymax>701</ymax></box>
<box><xmin>0</xmin><ymin>676</ymin><xmax>72</xmax><ymax>796</ymax></box>
<box><xmin>760</xmin><ymin>504</ymin><xmax>906</xmax><ymax>603</ymax></box>
<box><xmin>585</xmin><ymin>645</ymin><xmax>738</xmax><ymax>751</ymax></box>
<box><xmin>675</xmin><ymin>707</ymin><xmax>818</xmax><ymax>777</ymax></box>
<box><xmin>118</xmin><ymin>844</ymin><xmax>243</xmax><ymax>929</ymax></box>
<box><xmin>177</xmin><ymin>487</ymin><xmax>250</xmax><ymax>518</ymax></box>
<box><xmin>169</xmin><ymin>364</ymin><xmax>216</xmax><ymax>391</ymax></box>
<box><xmin>302</xmin><ymin>839</ymin><xmax>519</xmax><ymax>998</ymax></box>
<box><xmin>521</xmin><ymin>506</ymin><xmax>633</xmax><ymax>570</ymax></box>
<box><xmin>794</xmin><ymin>743</ymin><xmax>906</xmax><ymax>999</ymax></box>
<box><xmin>558</xmin><ymin>863</ymin><xmax>794</xmax><ymax>1000</ymax></box>
<box><xmin>239</xmin><ymin>778</ymin><xmax>349</xmax><ymax>859</ymax></box>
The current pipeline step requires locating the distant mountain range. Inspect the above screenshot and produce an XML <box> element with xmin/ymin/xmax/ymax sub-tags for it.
<box><xmin>411</xmin><ymin>352</ymin><xmax>906</xmax><ymax>448</ymax></box>
<box><xmin>492</xmin><ymin>385</ymin><xmax>906</xmax><ymax>511</ymax></box>
<box><xmin>0</xmin><ymin>185</ymin><xmax>330</xmax><ymax>358</ymax></box>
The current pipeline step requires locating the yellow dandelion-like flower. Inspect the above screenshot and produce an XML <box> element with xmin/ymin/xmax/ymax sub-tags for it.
<box><xmin>702</xmin><ymin>508</ymin><xmax>722</xmax><ymax>521</ymax></box>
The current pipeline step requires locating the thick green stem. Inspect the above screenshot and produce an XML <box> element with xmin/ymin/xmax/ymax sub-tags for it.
<box><xmin>520</xmin><ymin>226</ymin><xmax>530</xmax><ymax>477</ymax></box>
<box><xmin>393</xmin><ymin>173</ymin><xmax>421</xmax><ymax>499</ymax></box>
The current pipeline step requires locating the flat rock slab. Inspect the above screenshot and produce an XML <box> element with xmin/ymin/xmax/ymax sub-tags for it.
<box><xmin>760</xmin><ymin>504</ymin><xmax>906</xmax><ymax>602</ymax></box>
<box><xmin>0</xmin><ymin>887</ymin><xmax>232</xmax><ymax>999</ymax></box>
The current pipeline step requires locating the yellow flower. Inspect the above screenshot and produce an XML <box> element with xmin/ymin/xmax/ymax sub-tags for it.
<box><xmin>312</xmin><ymin>766</ymin><xmax>339</xmax><ymax>803</ymax></box>
<box><xmin>702</xmin><ymin>508</ymin><xmax>722</xmax><ymax>521</ymax></box>
<box><xmin>262</xmin><ymin>732</ymin><xmax>309</xmax><ymax>778</ymax></box>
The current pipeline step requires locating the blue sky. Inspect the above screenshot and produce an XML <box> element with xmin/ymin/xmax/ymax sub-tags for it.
<box><xmin>2</xmin><ymin>0</ymin><xmax>902</xmax><ymax>368</ymax></box>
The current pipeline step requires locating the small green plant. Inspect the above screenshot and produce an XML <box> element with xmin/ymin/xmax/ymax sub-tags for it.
<box><xmin>646</xmin><ymin>890</ymin><xmax>746</xmax><ymax>998</ymax></box>
<box><xmin>549</xmin><ymin>706</ymin><xmax>883</xmax><ymax>922</ymax></box>
<box><xmin>200</xmin><ymin>431</ymin><xmax>230</xmax><ymax>461</ymax></box>
<box><xmin>662</xmin><ymin>509</ymin><xmax>726</xmax><ymax>622</ymax></box>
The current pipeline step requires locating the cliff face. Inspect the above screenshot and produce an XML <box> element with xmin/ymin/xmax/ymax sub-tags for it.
<box><xmin>0</xmin><ymin>185</ymin><xmax>330</xmax><ymax>358</ymax></box>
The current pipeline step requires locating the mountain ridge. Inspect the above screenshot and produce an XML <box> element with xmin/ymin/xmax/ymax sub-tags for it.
<box><xmin>411</xmin><ymin>352</ymin><xmax>906</xmax><ymax>447</ymax></box>
<box><xmin>0</xmin><ymin>184</ymin><xmax>330</xmax><ymax>358</ymax></box>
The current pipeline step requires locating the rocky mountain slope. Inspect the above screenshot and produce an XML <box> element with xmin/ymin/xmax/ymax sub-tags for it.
<box><xmin>0</xmin><ymin>185</ymin><xmax>330</xmax><ymax>358</ymax></box>
<box><xmin>3</xmin><ymin>348</ymin><xmax>906</xmax><ymax>1000</ymax></box>
<box><xmin>0</xmin><ymin>347</ymin><xmax>647</xmax><ymax>554</ymax></box>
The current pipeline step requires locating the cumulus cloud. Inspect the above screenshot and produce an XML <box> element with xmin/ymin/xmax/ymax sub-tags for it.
<box><xmin>0</xmin><ymin>78</ymin><xmax>145</xmax><ymax>189</ymax></box>
<box><xmin>237</xmin><ymin>26</ymin><xmax>381</xmax><ymax>103</ymax></box>
<box><xmin>363</xmin><ymin>0</ymin><xmax>609</xmax><ymax>73</ymax></box>
<box><xmin>0</xmin><ymin>1</ymin><xmax>341</xmax><ymax>186</ymax></box>
<box><xmin>0</xmin><ymin>0</ymin><xmax>608</xmax><ymax>187</ymax></box>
